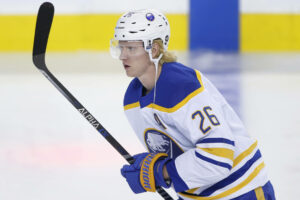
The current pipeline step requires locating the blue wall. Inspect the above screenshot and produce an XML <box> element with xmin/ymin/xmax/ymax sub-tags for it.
<box><xmin>189</xmin><ymin>0</ymin><xmax>239</xmax><ymax>51</ymax></box>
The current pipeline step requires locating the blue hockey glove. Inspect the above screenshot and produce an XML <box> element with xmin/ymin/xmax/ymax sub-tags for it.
<box><xmin>121</xmin><ymin>152</ymin><xmax>171</xmax><ymax>194</ymax></box>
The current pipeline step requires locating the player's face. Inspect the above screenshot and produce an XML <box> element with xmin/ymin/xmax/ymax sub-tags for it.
<box><xmin>119</xmin><ymin>41</ymin><xmax>152</xmax><ymax>78</ymax></box>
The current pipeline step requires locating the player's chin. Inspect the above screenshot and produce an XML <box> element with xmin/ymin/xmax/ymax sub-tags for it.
<box><xmin>125</xmin><ymin>70</ymin><xmax>135</xmax><ymax>77</ymax></box>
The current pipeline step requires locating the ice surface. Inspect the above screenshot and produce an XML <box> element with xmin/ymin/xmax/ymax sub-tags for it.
<box><xmin>0</xmin><ymin>52</ymin><xmax>299</xmax><ymax>199</ymax></box>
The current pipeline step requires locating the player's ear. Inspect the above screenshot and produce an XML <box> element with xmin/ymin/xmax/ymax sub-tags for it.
<box><xmin>151</xmin><ymin>42</ymin><xmax>160</xmax><ymax>59</ymax></box>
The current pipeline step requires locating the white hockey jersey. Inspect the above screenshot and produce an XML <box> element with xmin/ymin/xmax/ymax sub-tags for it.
<box><xmin>123</xmin><ymin>62</ymin><xmax>269</xmax><ymax>200</ymax></box>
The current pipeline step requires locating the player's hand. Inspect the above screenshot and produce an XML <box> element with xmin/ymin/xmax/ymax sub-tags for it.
<box><xmin>121</xmin><ymin>152</ymin><xmax>171</xmax><ymax>194</ymax></box>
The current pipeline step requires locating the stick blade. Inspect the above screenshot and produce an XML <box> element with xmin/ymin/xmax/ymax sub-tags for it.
<box><xmin>32</xmin><ymin>2</ymin><xmax>54</xmax><ymax>69</ymax></box>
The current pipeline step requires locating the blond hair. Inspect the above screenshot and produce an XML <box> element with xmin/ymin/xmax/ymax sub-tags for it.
<box><xmin>153</xmin><ymin>39</ymin><xmax>177</xmax><ymax>66</ymax></box>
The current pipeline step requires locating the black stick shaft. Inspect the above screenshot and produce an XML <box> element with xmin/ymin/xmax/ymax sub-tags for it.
<box><xmin>41</xmin><ymin>66</ymin><xmax>134</xmax><ymax>163</ymax></box>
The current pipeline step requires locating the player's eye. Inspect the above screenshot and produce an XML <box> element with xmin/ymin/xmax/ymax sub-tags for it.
<box><xmin>127</xmin><ymin>46</ymin><xmax>136</xmax><ymax>51</ymax></box>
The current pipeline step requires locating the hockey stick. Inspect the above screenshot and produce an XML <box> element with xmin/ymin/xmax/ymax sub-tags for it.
<box><xmin>32</xmin><ymin>2</ymin><xmax>173</xmax><ymax>200</ymax></box>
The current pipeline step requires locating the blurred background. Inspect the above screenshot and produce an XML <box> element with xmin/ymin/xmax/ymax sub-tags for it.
<box><xmin>0</xmin><ymin>0</ymin><xmax>299</xmax><ymax>199</ymax></box>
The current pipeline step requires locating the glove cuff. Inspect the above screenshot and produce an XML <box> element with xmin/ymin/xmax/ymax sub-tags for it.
<box><xmin>139</xmin><ymin>153</ymin><xmax>168</xmax><ymax>192</ymax></box>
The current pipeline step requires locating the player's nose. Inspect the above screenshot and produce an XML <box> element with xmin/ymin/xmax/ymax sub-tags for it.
<box><xmin>119</xmin><ymin>49</ymin><xmax>128</xmax><ymax>60</ymax></box>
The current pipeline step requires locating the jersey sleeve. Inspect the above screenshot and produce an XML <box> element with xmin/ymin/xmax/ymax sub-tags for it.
<box><xmin>165</xmin><ymin>76</ymin><xmax>236</xmax><ymax>192</ymax></box>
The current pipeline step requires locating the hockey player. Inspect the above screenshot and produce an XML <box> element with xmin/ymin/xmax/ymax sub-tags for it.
<box><xmin>110</xmin><ymin>9</ymin><xmax>275</xmax><ymax>200</ymax></box>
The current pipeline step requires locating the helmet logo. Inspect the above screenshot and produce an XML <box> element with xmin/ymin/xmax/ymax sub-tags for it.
<box><xmin>146</xmin><ymin>13</ymin><xmax>155</xmax><ymax>21</ymax></box>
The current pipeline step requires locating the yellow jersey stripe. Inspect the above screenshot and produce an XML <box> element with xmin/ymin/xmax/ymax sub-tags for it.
<box><xmin>124</xmin><ymin>102</ymin><xmax>140</xmax><ymax>110</ymax></box>
<box><xmin>195</xmin><ymin>70</ymin><xmax>204</xmax><ymax>86</ymax></box>
<box><xmin>186</xmin><ymin>188</ymin><xmax>200</xmax><ymax>194</ymax></box>
<box><xmin>255</xmin><ymin>186</ymin><xmax>266</xmax><ymax>200</ymax></box>
<box><xmin>179</xmin><ymin>162</ymin><xmax>265</xmax><ymax>200</ymax></box>
<box><xmin>181</xmin><ymin>142</ymin><xmax>258</xmax><ymax>196</ymax></box>
<box><xmin>233</xmin><ymin>141</ymin><xmax>258</xmax><ymax>168</ymax></box>
<box><xmin>198</xmin><ymin>147</ymin><xmax>234</xmax><ymax>161</ymax></box>
<box><xmin>146</xmin><ymin>86</ymin><xmax>204</xmax><ymax>112</ymax></box>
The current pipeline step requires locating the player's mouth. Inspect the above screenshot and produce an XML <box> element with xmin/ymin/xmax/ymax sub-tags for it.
<box><xmin>123</xmin><ymin>64</ymin><xmax>131</xmax><ymax>69</ymax></box>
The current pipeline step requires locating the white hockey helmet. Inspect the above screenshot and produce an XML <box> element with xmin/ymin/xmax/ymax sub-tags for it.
<box><xmin>110</xmin><ymin>9</ymin><xmax>170</xmax><ymax>58</ymax></box>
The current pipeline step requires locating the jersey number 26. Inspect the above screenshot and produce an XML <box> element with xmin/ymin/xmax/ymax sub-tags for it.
<box><xmin>191</xmin><ymin>106</ymin><xmax>220</xmax><ymax>134</ymax></box>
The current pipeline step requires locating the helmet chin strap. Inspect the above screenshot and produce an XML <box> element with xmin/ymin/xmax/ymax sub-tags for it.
<box><xmin>148</xmin><ymin>50</ymin><xmax>163</xmax><ymax>108</ymax></box>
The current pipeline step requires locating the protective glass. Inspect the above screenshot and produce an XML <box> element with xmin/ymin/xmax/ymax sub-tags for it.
<box><xmin>110</xmin><ymin>39</ymin><xmax>145</xmax><ymax>59</ymax></box>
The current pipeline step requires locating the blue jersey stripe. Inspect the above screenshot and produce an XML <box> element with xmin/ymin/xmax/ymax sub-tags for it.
<box><xmin>199</xmin><ymin>150</ymin><xmax>262</xmax><ymax>196</ymax></box>
<box><xmin>197</xmin><ymin>138</ymin><xmax>235</xmax><ymax>146</ymax></box>
<box><xmin>195</xmin><ymin>152</ymin><xmax>232</xmax><ymax>170</ymax></box>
